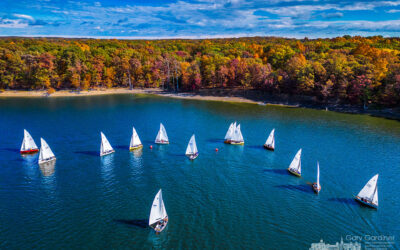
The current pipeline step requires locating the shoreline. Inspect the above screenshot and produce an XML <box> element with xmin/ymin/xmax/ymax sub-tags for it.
<box><xmin>0</xmin><ymin>88</ymin><xmax>262</xmax><ymax>104</ymax></box>
<box><xmin>0</xmin><ymin>88</ymin><xmax>163</xmax><ymax>97</ymax></box>
<box><xmin>1</xmin><ymin>88</ymin><xmax>399</xmax><ymax>121</ymax></box>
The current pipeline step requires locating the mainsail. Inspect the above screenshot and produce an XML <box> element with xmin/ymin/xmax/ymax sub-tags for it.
<box><xmin>39</xmin><ymin>138</ymin><xmax>56</xmax><ymax>164</ymax></box>
<box><xmin>185</xmin><ymin>134</ymin><xmax>198</xmax><ymax>155</ymax></box>
<box><xmin>149</xmin><ymin>189</ymin><xmax>168</xmax><ymax>227</ymax></box>
<box><xmin>288</xmin><ymin>149</ymin><xmax>302</xmax><ymax>173</ymax></box>
<box><xmin>265</xmin><ymin>129</ymin><xmax>275</xmax><ymax>148</ymax></box>
<box><xmin>224</xmin><ymin>122</ymin><xmax>236</xmax><ymax>141</ymax></box>
<box><xmin>357</xmin><ymin>174</ymin><xmax>379</xmax><ymax>205</ymax></box>
<box><xmin>21</xmin><ymin>129</ymin><xmax>38</xmax><ymax>151</ymax></box>
<box><xmin>224</xmin><ymin>123</ymin><xmax>234</xmax><ymax>140</ymax></box>
<box><xmin>155</xmin><ymin>123</ymin><xmax>169</xmax><ymax>143</ymax></box>
<box><xmin>100</xmin><ymin>132</ymin><xmax>114</xmax><ymax>156</ymax></box>
<box><xmin>316</xmin><ymin>162</ymin><xmax>320</xmax><ymax>189</ymax></box>
<box><xmin>232</xmin><ymin>124</ymin><xmax>244</xmax><ymax>142</ymax></box>
<box><xmin>130</xmin><ymin>126</ymin><xmax>142</xmax><ymax>148</ymax></box>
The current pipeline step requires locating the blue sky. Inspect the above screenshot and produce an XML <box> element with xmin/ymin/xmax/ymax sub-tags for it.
<box><xmin>1</xmin><ymin>0</ymin><xmax>400</xmax><ymax>38</ymax></box>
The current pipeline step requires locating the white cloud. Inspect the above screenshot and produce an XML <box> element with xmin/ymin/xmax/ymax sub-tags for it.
<box><xmin>0</xmin><ymin>19</ymin><xmax>29</xmax><ymax>28</ymax></box>
<box><xmin>13</xmin><ymin>14</ymin><xmax>35</xmax><ymax>21</ymax></box>
<box><xmin>386</xmin><ymin>9</ymin><xmax>400</xmax><ymax>13</ymax></box>
<box><xmin>4</xmin><ymin>0</ymin><xmax>400</xmax><ymax>38</ymax></box>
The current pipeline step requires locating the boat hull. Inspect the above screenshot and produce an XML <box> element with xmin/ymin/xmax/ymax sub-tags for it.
<box><xmin>230</xmin><ymin>141</ymin><xmax>244</xmax><ymax>145</ymax></box>
<box><xmin>155</xmin><ymin>140</ymin><xmax>169</xmax><ymax>145</ymax></box>
<box><xmin>355</xmin><ymin>196</ymin><xmax>378</xmax><ymax>209</ymax></box>
<box><xmin>187</xmin><ymin>153</ymin><xmax>199</xmax><ymax>160</ymax></box>
<box><xmin>100</xmin><ymin>150</ymin><xmax>115</xmax><ymax>157</ymax></box>
<box><xmin>263</xmin><ymin>144</ymin><xmax>274</xmax><ymax>151</ymax></box>
<box><xmin>225</xmin><ymin>140</ymin><xmax>244</xmax><ymax>145</ymax></box>
<box><xmin>20</xmin><ymin>148</ymin><xmax>39</xmax><ymax>154</ymax></box>
<box><xmin>39</xmin><ymin>157</ymin><xmax>56</xmax><ymax>165</ymax></box>
<box><xmin>312</xmin><ymin>183</ymin><xmax>321</xmax><ymax>193</ymax></box>
<box><xmin>152</xmin><ymin>216</ymin><xmax>168</xmax><ymax>233</ymax></box>
<box><xmin>129</xmin><ymin>144</ymin><xmax>143</xmax><ymax>151</ymax></box>
<box><xmin>287</xmin><ymin>168</ymin><xmax>301</xmax><ymax>177</ymax></box>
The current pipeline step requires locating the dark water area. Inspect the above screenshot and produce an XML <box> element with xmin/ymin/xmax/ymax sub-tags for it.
<box><xmin>0</xmin><ymin>94</ymin><xmax>399</xmax><ymax>249</ymax></box>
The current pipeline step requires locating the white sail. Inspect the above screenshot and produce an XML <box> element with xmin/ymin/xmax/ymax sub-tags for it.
<box><xmin>265</xmin><ymin>129</ymin><xmax>275</xmax><ymax>148</ymax></box>
<box><xmin>225</xmin><ymin>122</ymin><xmax>237</xmax><ymax>141</ymax></box>
<box><xmin>358</xmin><ymin>174</ymin><xmax>379</xmax><ymax>205</ymax></box>
<box><xmin>373</xmin><ymin>186</ymin><xmax>378</xmax><ymax>205</ymax></box>
<box><xmin>231</xmin><ymin>124</ymin><xmax>244</xmax><ymax>142</ymax></box>
<box><xmin>130</xmin><ymin>126</ymin><xmax>142</xmax><ymax>148</ymax></box>
<box><xmin>317</xmin><ymin>162</ymin><xmax>320</xmax><ymax>189</ymax></box>
<box><xmin>155</xmin><ymin>123</ymin><xmax>169</xmax><ymax>143</ymax></box>
<box><xmin>224</xmin><ymin>123</ymin><xmax>234</xmax><ymax>140</ymax></box>
<box><xmin>39</xmin><ymin>138</ymin><xmax>56</xmax><ymax>164</ymax></box>
<box><xmin>185</xmin><ymin>134</ymin><xmax>198</xmax><ymax>155</ymax></box>
<box><xmin>100</xmin><ymin>132</ymin><xmax>114</xmax><ymax>156</ymax></box>
<box><xmin>149</xmin><ymin>189</ymin><xmax>168</xmax><ymax>227</ymax></box>
<box><xmin>288</xmin><ymin>149</ymin><xmax>302</xmax><ymax>174</ymax></box>
<box><xmin>237</xmin><ymin>124</ymin><xmax>244</xmax><ymax>142</ymax></box>
<box><xmin>20</xmin><ymin>129</ymin><xmax>38</xmax><ymax>151</ymax></box>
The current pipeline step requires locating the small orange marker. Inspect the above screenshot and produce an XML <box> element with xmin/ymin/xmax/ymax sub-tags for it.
<box><xmin>150</xmin><ymin>145</ymin><xmax>153</xmax><ymax>149</ymax></box>
<box><xmin>215</xmin><ymin>148</ymin><xmax>218</xmax><ymax>152</ymax></box>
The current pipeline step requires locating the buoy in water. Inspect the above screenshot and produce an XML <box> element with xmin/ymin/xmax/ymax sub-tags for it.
<box><xmin>150</xmin><ymin>145</ymin><xmax>153</xmax><ymax>149</ymax></box>
<box><xmin>215</xmin><ymin>148</ymin><xmax>218</xmax><ymax>152</ymax></box>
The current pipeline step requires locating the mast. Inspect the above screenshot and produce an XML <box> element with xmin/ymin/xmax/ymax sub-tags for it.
<box><xmin>317</xmin><ymin>162</ymin><xmax>320</xmax><ymax>188</ymax></box>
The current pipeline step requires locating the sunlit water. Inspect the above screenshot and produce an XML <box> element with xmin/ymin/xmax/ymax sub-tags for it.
<box><xmin>0</xmin><ymin>94</ymin><xmax>399</xmax><ymax>249</ymax></box>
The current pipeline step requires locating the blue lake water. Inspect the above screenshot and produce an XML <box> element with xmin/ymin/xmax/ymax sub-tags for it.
<box><xmin>0</xmin><ymin>94</ymin><xmax>399</xmax><ymax>249</ymax></box>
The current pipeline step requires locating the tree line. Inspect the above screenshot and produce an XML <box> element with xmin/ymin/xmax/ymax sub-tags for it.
<box><xmin>1</xmin><ymin>36</ymin><xmax>400</xmax><ymax>107</ymax></box>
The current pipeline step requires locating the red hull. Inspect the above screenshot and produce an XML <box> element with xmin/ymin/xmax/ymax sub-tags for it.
<box><xmin>20</xmin><ymin>149</ymin><xmax>39</xmax><ymax>154</ymax></box>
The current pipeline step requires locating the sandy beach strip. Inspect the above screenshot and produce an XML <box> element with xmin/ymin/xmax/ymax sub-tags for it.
<box><xmin>0</xmin><ymin>88</ymin><xmax>261</xmax><ymax>104</ymax></box>
<box><xmin>156</xmin><ymin>92</ymin><xmax>261</xmax><ymax>104</ymax></box>
<box><xmin>0</xmin><ymin>88</ymin><xmax>162</xmax><ymax>97</ymax></box>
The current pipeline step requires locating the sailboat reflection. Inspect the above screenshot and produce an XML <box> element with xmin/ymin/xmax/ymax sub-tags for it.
<box><xmin>130</xmin><ymin>148</ymin><xmax>144</xmax><ymax>178</ymax></box>
<box><xmin>39</xmin><ymin>160</ymin><xmax>56</xmax><ymax>177</ymax></box>
<box><xmin>100</xmin><ymin>153</ymin><xmax>115</xmax><ymax>185</ymax></box>
<box><xmin>132</xmin><ymin>148</ymin><xmax>143</xmax><ymax>158</ymax></box>
<box><xmin>101</xmin><ymin>153</ymin><xmax>114</xmax><ymax>166</ymax></box>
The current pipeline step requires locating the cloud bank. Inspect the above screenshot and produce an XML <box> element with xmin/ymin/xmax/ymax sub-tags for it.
<box><xmin>1</xmin><ymin>0</ymin><xmax>400</xmax><ymax>38</ymax></box>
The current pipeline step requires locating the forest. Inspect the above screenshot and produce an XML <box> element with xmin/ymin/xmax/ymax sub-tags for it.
<box><xmin>0</xmin><ymin>36</ymin><xmax>400</xmax><ymax>107</ymax></box>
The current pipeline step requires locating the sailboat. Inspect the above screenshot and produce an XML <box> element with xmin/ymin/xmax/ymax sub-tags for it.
<box><xmin>224</xmin><ymin>122</ymin><xmax>236</xmax><ymax>144</ymax></box>
<box><xmin>149</xmin><ymin>189</ymin><xmax>168</xmax><ymax>233</ymax></box>
<box><xmin>287</xmin><ymin>149</ymin><xmax>302</xmax><ymax>177</ymax></box>
<box><xmin>155</xmin><ymin>123</ymin><xmax>169</xmax><ymax>144</ymax></box>
<box><xmin>231</xmin><ymin>124</ymin><xmax>244</xmax><ymax>145</ymax></box>
<box><xmin>38</xmin><ymin>138</ymin><xmax>56</xmax><ymax>164</ymax></box>
<box><xmin>355</xmin><ymin>174</ymin><xmax>379</xmax><ymax>209</ymax></box>
<box><xmin>224</xmin><ymin>122</ymin><xmax>244</xmax><ymax>145</ymax></box>
<box><xmin>129</xmin><ymin>126</ymin><xmax>143</xmax><ymax>150</ymax></box>
<box><xmin>100</xmin><ymin>132</ymin><xmax>115</xmax><ymax>156</ymax></box>
<box><xmin>312</xmin><ymin>162</ymin><xmax>321</xmax><ymax>193</ymax></box>
<box><xmin>185</xmin><ymin>134</ymin><xmax>199</xmax><ymax>160</ymax></box>
<box><xmin>263</xmin><ymin>129</ymin><xmax>275</xmax><ymax>151</ymax></box>
<box><xmin>20</xmin><ymin>129</ymin><xmax>39</xmax><ymax>154</ymax></box>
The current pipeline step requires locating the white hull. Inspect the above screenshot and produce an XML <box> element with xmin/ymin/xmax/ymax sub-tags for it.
<box><xmin>187</xmin><ymin>153</ymin><xmax>199</xmax><ymax>160</ymax></box>
<box><xmin>100</xmin><ymin>150</ymin><xmax>115</xmax><ymax>157</ymax></box>
<box><xmin>155</xmin><ymin>140</ymin><xmax>169</xmax><ymax>144</ymax></box>
<box><xmin>151</xmin><ymin>217</ymin><xmax>168</xmax><ymax>233</ymax></box>
<box><xmin>39</xmin><ymin>157</ymin><xmax>56</xmax><ymax>165</ymax></box>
